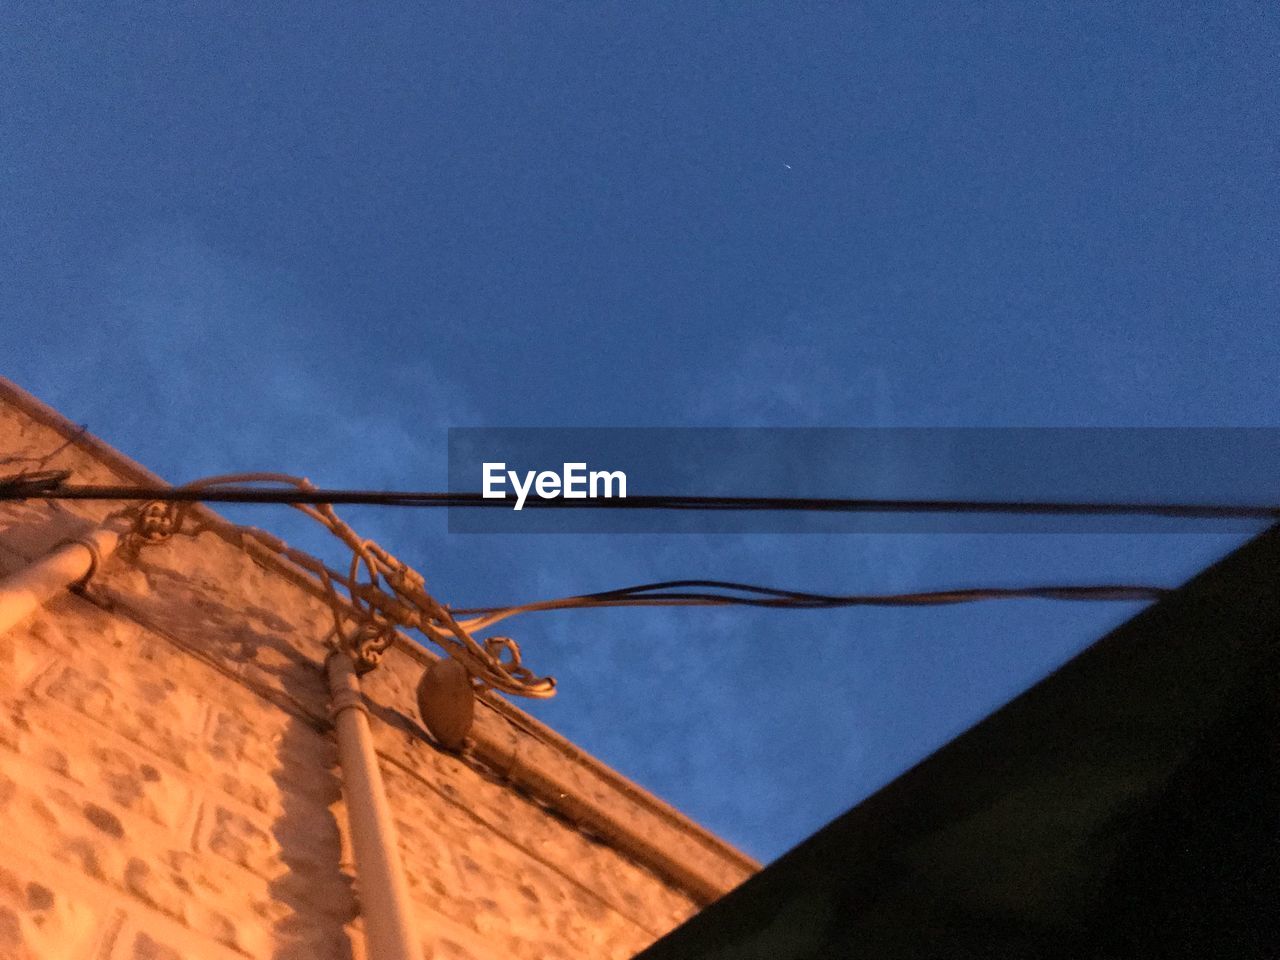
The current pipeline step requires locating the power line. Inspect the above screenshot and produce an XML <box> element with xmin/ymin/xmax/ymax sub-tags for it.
<box><xmin>0</xmin><ymin>476</ymin><xmax>1276</xmax><ymax>520</ymax></box>
<box><xmin>450</xmin><ymin>579</ymin><xmax>1169</xmax><ymax>630</ymax></box>
<box><xmin>573</xmin><ymin>578</ymin><xmax>1168</xmax><ymax>605</ymax></box>
<box><xmin>0</xmin><ymin>467</ymin><xmax>1176</xmax><ymax>632</ymax></box>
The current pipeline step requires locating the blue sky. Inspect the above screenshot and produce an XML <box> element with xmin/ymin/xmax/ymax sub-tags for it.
<box><xmin>3</xmin><ymin>3</ymin><xmax>1277</xmax><ymax>861</ymax></box>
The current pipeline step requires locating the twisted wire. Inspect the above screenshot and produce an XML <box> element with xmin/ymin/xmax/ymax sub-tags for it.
<box><xmin>139</xmin><ymin>473</ymin><xmax>555</xmax><ymax>697</ymax></box>
<box><xmin>452</xmin><ymin>579</ymin><xmax>1168</xmax><ymax>631</ymax></box>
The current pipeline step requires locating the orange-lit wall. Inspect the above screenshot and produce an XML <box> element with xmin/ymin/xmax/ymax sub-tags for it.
<box><xmin>0</xmin><ymin>385</ymin><xmax>752</xmax><ymax>960</ymax></box>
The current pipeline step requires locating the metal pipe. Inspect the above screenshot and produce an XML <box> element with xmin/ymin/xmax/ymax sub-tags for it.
<box><xmin>327</xmin><ymin>650</ymin><xmax>419</xmax><ymax>960</ymax></box>
<box><xmin>0</xmin><ymin>520</ymin><xmax>125</xmax><ymax>635</ymax></box>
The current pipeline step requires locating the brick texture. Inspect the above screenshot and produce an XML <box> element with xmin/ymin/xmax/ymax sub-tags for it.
<box><xmin>0</xmin><ymin>384</ymin><xmax>750</xmax><ymax>959</ymax></box>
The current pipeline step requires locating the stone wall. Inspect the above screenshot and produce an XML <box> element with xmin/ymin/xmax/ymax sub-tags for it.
<box><xmin>0</xmin><ymin>382</ymin><xmax>754</xmax><ymax>960</ymax></box>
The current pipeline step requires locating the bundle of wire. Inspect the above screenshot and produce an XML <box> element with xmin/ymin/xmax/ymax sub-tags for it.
<box><xmin>0</xmin><ymin>465</ymin><xmax>1175</xmax><ymax>642</ymax></box>
<box><xmin>451</xmin><ymin>579</ymin><xmax>1168</xmax><ymax>631</ymax></box>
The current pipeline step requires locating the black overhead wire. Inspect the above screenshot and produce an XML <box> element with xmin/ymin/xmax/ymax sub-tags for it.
<box><xmin>0</xmin><ymin>469</ymin><xmax>72</xmax><ymax>495</ymax></box>
<box><xmin>449</xmin><ymin>580</ymin><xmax>1170</xmax><ymax>623</ymax></box>
<box><xmin>570</xmin><ymin>578</ymin><xmax>1168</xmax><ymax>605</ymax></box>
<box><xmin>0</xmin><ymin>475</ymin><xmax>1276</xmax><ymax>520</ymax></box>
<box><xmin>0</xmin><ymin>464</ymin><xmax>1243</xmax><ymax>616</ymax></box>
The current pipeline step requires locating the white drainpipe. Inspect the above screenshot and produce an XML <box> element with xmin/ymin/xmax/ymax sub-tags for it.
<box><xmin>0</xmin><ymin>520</ymin><xmax>126</xmax><ymax>635</ymax></box>
<box><xmin>327</xmin><ymin>649</ymin><xmax>420</xmax><ymax>960</ymax></box>
<box><xmin>0</xmin><ymin>520</ymin><xmax>421</xmax><ymax>957</ymax></box>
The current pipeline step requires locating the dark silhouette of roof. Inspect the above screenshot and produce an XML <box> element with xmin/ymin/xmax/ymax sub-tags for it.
<box><xmin>637</xmin><ymin>526</ymin><xmax>1280</xmax><ymax>959</ymax></box>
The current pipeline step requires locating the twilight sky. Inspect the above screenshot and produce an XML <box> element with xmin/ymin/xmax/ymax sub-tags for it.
<box><xmin>3</xmin><ymin>3</ymin><xmax>1277</xmax><ymax>861</ymax></box>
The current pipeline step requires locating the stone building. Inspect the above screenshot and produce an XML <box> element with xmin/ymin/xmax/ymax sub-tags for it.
<box><xmin>0</xmin><ymin>378</ymin><xmax>757</xmax><ymax>960</ymax></box>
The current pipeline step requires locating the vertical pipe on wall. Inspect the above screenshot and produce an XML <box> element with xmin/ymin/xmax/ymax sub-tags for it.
<box><xmin>0</xmin><ymin>521</ymin><xmax>125</xmax><ymax>635</ymax></box>
<box><xmin>327</xmin><ymin>649</ymin><xmax>420</xmax><ymax>960</ymax></box>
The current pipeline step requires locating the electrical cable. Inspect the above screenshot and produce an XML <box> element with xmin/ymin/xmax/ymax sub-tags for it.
<box><xmin>0</xmin><ymin>446</ymin><xmax>1189</xmax><ymax>703</ymax></box>
<box><xmin>571</xmin><ymin>578</ymin><xmax>1167</xmax><ymax>604</ymax></box>
<box><xmin>0</xmin><ymin>470</ymin><xmax>72</xmax><ymax>495</ymax></box>
<box><xmin>0</xmin><ymin>453</ymin><xmax>1184</xmax><ymax>693</ymax></box>
<box><xmin>449</xmin><ymin>579</ymin><xmax>1170</xmax><ymax>631</ymax></box>
<box><xmin>0</xmin><ymin>476</ymin><xmax>1276</xmax><ymax>521</ymax></box>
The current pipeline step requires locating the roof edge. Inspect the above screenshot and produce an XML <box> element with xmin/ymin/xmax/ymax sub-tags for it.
<box><xmin>0</xmin><ymin>376</ymin><xmax>760</xmax><ymax>900</ymax></box>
